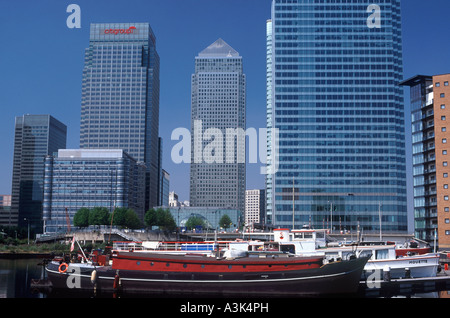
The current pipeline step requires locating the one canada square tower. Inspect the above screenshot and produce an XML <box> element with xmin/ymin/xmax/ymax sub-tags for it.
<box><xmin>266</xmin><ymin>0</ymin><xmax>407</xmax><ymax>233</ymax></box>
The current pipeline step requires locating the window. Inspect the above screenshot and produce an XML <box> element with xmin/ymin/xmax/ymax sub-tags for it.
<box><xmin>445</xmin><ymin>162</ymin><xmax>448</xmax><ymax>167</ymax></box>
<box><xmin>442</xmin><ymin>105</ymin><xmax>446</xmax><ymax>109</ymax></box>
<box><xmin>443</xmin><ymin>127</ymin><xmax>447</xmax><ymax>132</ymax></box>
<box><xmin>441</xmin><ymin>93</ymin><xmax>446</xmax><ymax>98</ymax></box>
<box><xmin>442</xmin><ymin>116</ymin><xmax>446</xmax><ymax>121</ymax></box>
<box><xmin>444</xmin><ymin>173</ymin><xmax>448</xmax><ymax>178</ymax></box>
<box><xmin>446</xmin><ymin>207</ymin><xmax>450</xmax><ymax>212</ymax></box>
<box><xmin>446</xmin><ymin>219</ymin><xmax>450</xmax><ymax>224</ymax></box>
<box><xmin>445</xmin><ymin>196</ymin><xmax>449</xmax><ymax>201</ymax></box>
<box><xmin>444</xmin><ymin>184</ymin><xmax>448</xmax><ymax>189</ymax></box>
<box><xmin>444</xmin><ymin>150</ymin><xmax>448</xmax><ymax>155</ymax></box>
<box><xmin>436</xmin><ymin>82</ymin><xmax>441</xmax><ymax>87</ymax></box>
<box><xmin>444</xmin><ymin>139</ymin><xmax>448</xmax><ymax>144</ymax></box>
<box><xmin>445</xmin><ymin>81</ymin><xmax>449</xmax><ymax>86</ymax></box>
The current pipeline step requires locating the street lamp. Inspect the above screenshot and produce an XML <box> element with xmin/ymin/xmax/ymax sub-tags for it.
<box><xmin>24</xmin><ymin>218</ymin><xmax>30</xmax><ymax>245</ymax></box>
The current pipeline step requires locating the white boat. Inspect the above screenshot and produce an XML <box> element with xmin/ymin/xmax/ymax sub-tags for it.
<box><xmin>226</xmin><ymin>229</ymin><xmax>441</xmax><ymax>279</ymax></box>
<box><xmin>322</xmin><ymin>244</ymin><xmax>440</xmax><ymax>279</ymax></box>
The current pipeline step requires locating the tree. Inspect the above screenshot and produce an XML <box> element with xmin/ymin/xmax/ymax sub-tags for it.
<box><xmin>185</xmin><ymin>216</ymin><xmax>206</xmax><ymax>230</ymax></box>
<box><xmin>89</xmin><ymin>207</ymin><xmax>110</xmax><ymax>226</ymax></box>
<box><xmin>144</xmin><ymin>208</ymin><xmax>176</xmax><ymax>231</ymax></box>
<box><xmin>219</xmin><ymin>214</ymin><xmax>233</xmax><ymax>230</ymax></box>
<box><xmin>73</xmin><ymin>208</ymin><xmax>90</xmax><ymax>228</ymax></box>
<box><xmin>144</xmin><ymin>208</ymin><xmax>158</xmax><ymax>228</ymax></box>
<box><xmin>112</xmin><ymin>207</ymin><xmax>142</xmax><ymax>229</ymax></box>
<box><xmin>124</xmin><ymin>208</ymin><xmax>142</xmax><ymax>229</ymax></box>
<box><xmin>111</xmin><ymin>207</ymin><xmax>128</xmax><ymax>228</ymax></box>
<box><xmin>156</xmin><ymin>208</ymin><xmax>177</xmax><ymax>231</ymax></box>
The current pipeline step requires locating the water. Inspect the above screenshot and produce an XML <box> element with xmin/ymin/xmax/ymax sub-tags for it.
<box><xmin>0</xmin><ymin>258</ymin><xmax>47</xmax><ymax>298</ymax></box>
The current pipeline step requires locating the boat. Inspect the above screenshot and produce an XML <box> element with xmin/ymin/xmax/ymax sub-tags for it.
<box><xmin>222</xmin><ymin>229</ymin><xmax>441</xmax><ymax>280</ymax></box>
<box><xmin>395</xmin><ymin>240</ymin><xmax>432</xmax><ymax>257</ymax></box>
<box><xmin>322</xmin><ymin>244</ymin><xmax>440</xmax><ymax>280</ymax></box>
<box><xmin>45</xmin><ymin>249</ymin><xmax>370</xmax><ymax>297</ymax></box>
<box><xmin>112</xmin><ymin>240</ymin><xmax>225</xmax><ymax>255</ymax></box>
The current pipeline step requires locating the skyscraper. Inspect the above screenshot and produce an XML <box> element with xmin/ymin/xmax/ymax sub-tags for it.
<box><xmin>190</xmin><ymin>39</ymin><xmax>246</xmax><ymax>213</ymax></box>
<box><xmin>80</xmin><ymin>23</ymin><xmax>160</xmax><ymax>210</ymax></box>
<box><xmin>266</xmin><ymin>0</ymin><xmax>407</xmax><ymax>232</ymax></box>
<box><xmin>11</xmin><ymin>115</ymin><xmax>67</xmax><ymax>232</ymax></box>
<box><xmin>245</xmin><ymin>189</ymin><xmax>266</xmax><ymax>227</ymax></box>
<box><xmin>401</xmin><ymin>74</ymin><xmax>450</xmax><ymax>249</ymax></box>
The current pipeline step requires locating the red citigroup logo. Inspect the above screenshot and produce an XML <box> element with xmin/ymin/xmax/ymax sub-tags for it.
<box><xmin>104</xmin><ymin>26</ymin><xmax>137</xmax><ymax>35</ymax></box>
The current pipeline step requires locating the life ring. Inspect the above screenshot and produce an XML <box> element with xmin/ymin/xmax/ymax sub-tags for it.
<box><xmin>58</xmin><ymin>262</ymin><xmax>68</xmax><ymax>273</ymax></box>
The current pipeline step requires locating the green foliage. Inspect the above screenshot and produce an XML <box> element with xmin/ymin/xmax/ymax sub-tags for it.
<box><xmin>88</xmin><ymin>207</ymin><xmax>110</xmax><ymax>226</ymax></box>
<box><xmin>73</xmin><ymin>207</ymin><xmax>90</xmax><ymax>228</ymax></box>
<box><xmin>144</xmin><ymin>208</ymin><xmax>158</xmax><ymax>228</ymax></box>
<box><xmin>144</xmin><ymin>208</ymin><xmax>176</xmax><ymax>231</ymax></box>
<box><xmin>112</xmin><ymin>207</ymin><xmax>141</xmax><ymax>229</ymax></box>
<box><xmin>73</xmin><ymin>206</ymin><xmax>142</xmax><ymax>229</ymax></box>
<box><xmin>124</xmin><ymin>208</ymin><xmax>142</xmax><ymax>229</ymax></box>
<box><xmin>185</xmin><ymin>216</ymin><xmax>206</xmax><ymax>230</ymax></box>
<box><xmin>219</xmin><ymin>214</ymin><xmax>233</xmax><ymax>229</ymax></box>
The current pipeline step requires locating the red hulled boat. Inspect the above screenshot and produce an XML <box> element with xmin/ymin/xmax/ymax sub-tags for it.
<box><xmin>46</xmin><ymin>250</ymin><xmax>370</xmax><ymax>297</ymax></box>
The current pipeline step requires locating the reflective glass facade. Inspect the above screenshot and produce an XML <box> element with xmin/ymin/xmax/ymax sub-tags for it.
<box><xmin>190</xmin><ymin>39</ymin><xmax>246</xmax><ymax>214</ymax></box>
<box><xmin>267</xmin><ymin>0</ymin><xmax>407</xmax><ymax>232</ymax></box>
<box><xmin>166</xmin><ymin>207</ymin><xmax>241</xmax><ymax>232</ymax></box>
<box><xmin>80</xmin><ymin>23</ymin><xmax>160</xmax><ymax>210</ymax></box>
<box><xmin>11</xmin><ymin>115</ymin><xmax>67</xmax><ymax>232</ymax></box>
<box><xmin>43</xmin><ymin>149</ymin><xmax>146</xmax><ymax>233</ymax></box>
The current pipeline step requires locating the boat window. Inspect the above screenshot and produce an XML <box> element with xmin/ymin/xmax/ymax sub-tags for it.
<box><xmin>150</xmin><ymin>262</ymin><xmax>154</xmax><ymax>266</ymax></box>
<box><xmin>280</xmin><ymin>244</ymin><xmax>295</xmax><ymax>253</ymax></box>
<box><xmin>136</xmin><ymin>261</ymin><xmax>141</xmax><ymax>266</ymax></box>
<box><xmin>342</xmin><ymin>252</ymin><xmax>353</xmax><ymax>260</ymax></box>
<box><xmin>375</xmin><ymin>249</ymin><xmax>389</xmax><ymax>260</ymax></box>
<box><xmin>183</xmin><ymin>264</ymin><xmax>187</xmax><ymax>268</ymax></box>
<box><xmin>166</xmin><ymin>263</ymin><xmax>170</xmax><ymax>267</ymax></box>
<box><xmin>228</xmin><ymin>265</ymin><xmax>232</xmax><ymax>269</ymax></box>
<box><xmin>359</xmin><ymin>250</ymin><xmax>372</xmax><ymax>259</ymax></box>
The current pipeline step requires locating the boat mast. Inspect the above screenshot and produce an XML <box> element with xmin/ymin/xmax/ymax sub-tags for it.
<box><xmin>292</xmin><ymin>176</ymin><xmax>295</xmax><ymax>230</ymax></box>
<box><xmin>379</xmin><ymin>202</ymin><xmax>382</xmax><ymax>241</ymax></box>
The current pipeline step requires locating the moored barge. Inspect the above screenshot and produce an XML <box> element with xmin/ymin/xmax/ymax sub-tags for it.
<box><xmin>46</xmin><ymin>251</ymin><xmax>370</xmax><ymax>297</ymax></box>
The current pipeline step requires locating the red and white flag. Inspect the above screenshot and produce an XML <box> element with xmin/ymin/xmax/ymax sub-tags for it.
<box><xmin>70</xmin><ymin>238</ymin><xmax>75</xmax><ymax>252</ymax></box>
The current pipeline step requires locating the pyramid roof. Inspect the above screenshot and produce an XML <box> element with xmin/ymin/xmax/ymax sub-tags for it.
<box><xmin>198</xmin><ymin>38</ymin><xmax>239</xmax><ymax>57</ymax></box>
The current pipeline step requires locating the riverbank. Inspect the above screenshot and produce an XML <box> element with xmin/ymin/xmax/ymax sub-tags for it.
<box><xmin>0</xmin><ymin>252</ymin><xmax>52</xmax><ymax>259</ymax></box>
<box><xmin>0</xmin><ymin>243</ymin><xmax>70</xmax><ymax>259</ymax></box>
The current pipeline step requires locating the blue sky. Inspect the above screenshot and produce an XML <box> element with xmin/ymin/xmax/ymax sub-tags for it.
<box><xmin>0</xmin><ymin>0</ymin><xmax>450</xmax><ymax>220</ymax></box>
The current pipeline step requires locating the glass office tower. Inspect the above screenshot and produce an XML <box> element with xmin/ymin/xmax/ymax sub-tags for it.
<box><xmin>11</xmin><ymin>115</ymin><xmax>67</xmax><ymax>233</ymax></box>
<box><xmin>80</xmin><ymin>23</ymin><xmax>160</xmax><ymax>210</ymax></box>
<box><xmin>266</xmin><ymin>0</ymin><xmax>407</xmax><ymax>233</ymax></box>
<box><xmin>43</xmin><ymin>149</ymin><xmax>146</xmax><ymax>233</ymax></box>
<box><xmin>190</xmin><ymin>39</ymin><xmax>246</xmax><ymax>214</ymax></box>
